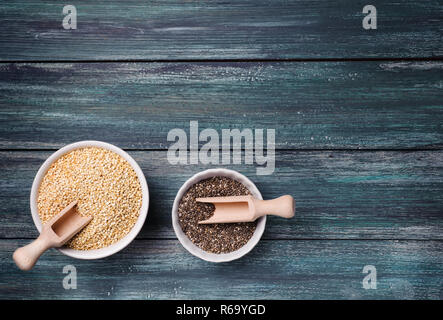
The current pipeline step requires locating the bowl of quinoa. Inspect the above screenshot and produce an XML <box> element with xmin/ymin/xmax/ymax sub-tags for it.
<box><xmin>30</xmin><ymin>140</ymin><xmax>149</xmax><ymax>259</ymax></box>
<box><xmin>172</xmin><ymin>169</ymin><xmax>266</xmax><ymax>262</ymax></box>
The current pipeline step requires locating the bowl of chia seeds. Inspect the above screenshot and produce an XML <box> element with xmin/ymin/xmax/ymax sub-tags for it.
<box><xmin>172</xmin><ymin>168</ymin><xmax>266</xmax><ymax>262</ymax></box>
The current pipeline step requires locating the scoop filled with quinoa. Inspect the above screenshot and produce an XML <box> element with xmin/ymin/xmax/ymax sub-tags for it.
<box><xmin>37</xmin><ymin>147</ymin><xmax>142</xmax><ymax>250</ymax></box>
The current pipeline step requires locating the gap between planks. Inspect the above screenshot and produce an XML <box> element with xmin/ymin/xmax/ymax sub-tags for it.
<box><xmin>1</xmin><ymin>148</ymin><xmax>442</xmax><ymax>152</ymax></box>
<box><xmin>4</xmin><ymin>238</ymin><xmax>442</xmax><ymax>241</ymax></box>
<box><xmin>0</xmin><ymin>57</ymin><xmax>442</xmax><ymax>64</ymax></box>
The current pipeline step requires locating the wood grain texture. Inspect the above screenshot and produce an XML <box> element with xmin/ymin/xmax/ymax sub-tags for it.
<box><xmin>2</xmin><ymin>151</ymin><xmax>442</xmax><ymax>240</ymax></box>
<box><xmin>1</xmin><ymin>0</ymin><xmax>442</xmax><ymax>61</ymax></box>
<box><xmin>1</xmin><ymin>61</ymin><xmax>442</xmax><ymax>149</ymax></box>
<box><xmin>1</xmin><ymin>239</ymin><xmax>442</xmax><ymax>299</ymax></box>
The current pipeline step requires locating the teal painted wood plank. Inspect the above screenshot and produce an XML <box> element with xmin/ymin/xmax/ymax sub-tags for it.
<box><xmin>0</xmin><ymin>61</ymin><xmax>442</xmax><ymax>149</ymax></box>
<box><xmin>1</xmin><ymin>151</ymin><xmax>442</xmax><ymax>240</ymax></box>
<box><xmin>0</xmin><ymin>239</ymin><xmax>441</xmax><ymax>299</ymax></box>
<box><xmin>0</xmin><ymin>0</ymin><xmax>441</xmax><ymax>61</ymax></box>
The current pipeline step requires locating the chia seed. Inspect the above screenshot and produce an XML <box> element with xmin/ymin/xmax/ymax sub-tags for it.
<box><xmin>178</xmin><ymin>176</ymin><xmax>257</xmax><ymax>254</ymax></box>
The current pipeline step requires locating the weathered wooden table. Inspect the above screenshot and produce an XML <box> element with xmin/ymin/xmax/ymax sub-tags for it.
<box><xmin>0</xmin><ymin>0</ymin><xmax>442</xmax><ymax>299</ymax></box>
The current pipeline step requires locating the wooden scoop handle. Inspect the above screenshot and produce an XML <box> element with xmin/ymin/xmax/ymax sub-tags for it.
<box><xmin>13</xmin><ymin>234</ymin><xmax>54</xmax><ymax>271</ymax></box>
<box><xmin>254</xmin><ymin>195</ymin><xmax>295</xmax><ymax>219</ymax></box>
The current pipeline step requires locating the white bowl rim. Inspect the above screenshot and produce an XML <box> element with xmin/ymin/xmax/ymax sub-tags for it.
<box><xmin>30</xmin><ymin>140</ymin><xmax>149</xmax><ymax>260</ymax></box>
<box><xmin>172</xmin><ymin>168</ymin><xmax>266</xmax><ymax>263</ymax></box>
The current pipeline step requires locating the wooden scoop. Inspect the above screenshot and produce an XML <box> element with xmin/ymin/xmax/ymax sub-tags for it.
<box><xmin>13</xmin><ymin>201</ymin><xmax>92</xmax><ymax>271</ymax></box>
<box><xmin>197</xmin><ymin>195</ymin><xmax>295</xmax><ymax>224</ymax></box>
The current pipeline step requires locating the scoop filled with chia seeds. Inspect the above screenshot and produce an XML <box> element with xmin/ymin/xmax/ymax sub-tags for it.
<box><xmin>177</xmin><ymin>176</ymin><xmax>257</xmax><ymax>254</ymax></box>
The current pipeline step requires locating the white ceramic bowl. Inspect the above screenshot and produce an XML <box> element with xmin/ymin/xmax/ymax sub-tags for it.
<box><xmin>172</xmin><ymin>168</ymin><xmax>266</xmax><ymax>263</ymax></box>
<box><xmin>30</xmin><ymin>140</ymin><xmax>149</xmax><ymax>259</ymax></box>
